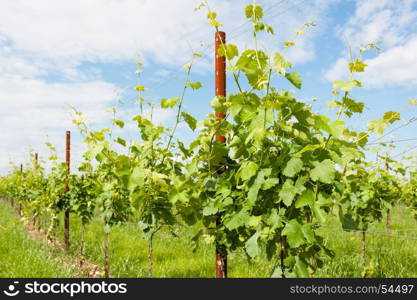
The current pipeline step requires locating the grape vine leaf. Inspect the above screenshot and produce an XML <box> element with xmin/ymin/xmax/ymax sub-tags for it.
<box><xmin>240</xmin><ymin>161</ymin><xmax>259</xmax><ymax>181</ymax></box>
<box><xmin>295</xmin><ymin>189</ymin><xmax>315</xmax><ymax>208</ymax></box>
<box><xmin>245</xmin><ymin>231</ymin><xmax>261</xmax><ymax>258</ymax></box>
<box><xmin>279</xmin><ymin>179</ymin><xmax>297</xmax><ymax>206</ymax></box>
<box><xmin>282</xmin><ymin>219</ymin><xmax>305</xmax><ymax>247</ymax></box>
<box><xmin>181</xmin><ymin>112</ymin><xmax>197</xmax><ymax>131</ymax></box>
<box><xmin>161</xmin><ymin>97</ymin><xmax>180</xmax><ymax>108</ymax></box>
<box><xmin>285</xmin><ymin>72</ymin><xmax>302</xmax><ymax>89</ymax></box>
<box><xmin>283</xmin><ymin>157</ymin><xmax>303</xmax><ymax>177</ymax></box>
<box><xmin>310</xmin><ymin>159</ymin><xmax>335</xmax><ymax>184</ymax></box>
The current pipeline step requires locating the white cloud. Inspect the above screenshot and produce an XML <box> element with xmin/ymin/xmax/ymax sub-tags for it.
<box><xmin>324</xmin><ymin>57</ymin><xmax>348</xmax><ymax>82</ymax></box>
<box><xmin>360</xmin><ymin>36</ymin><xmax>417</xmax><ymax>88</ymax></box>
<box><xmin>0</xmin><ymin>0</ymin><xmax>339</xmax><ymax>172</ymax></box>
<box><xmin>326</xmin><ymin>0</ymin><xmax>417</xmax><ymax>88</ymax></box>
<box><xmin>0</xmin><ymin>75</ymin><xmax>120</xmax><ymax>170</ymax></box>
<box><xmin>0</xmin><ymin>0</ymin><xmax>338</xmax><ymax>70</ymax></box>
<box><xmin>338</xmin><ymin>0</ymin><xmax>417</xmax><ymax>48</ymax></box>
<box><xmin>0</xmin><ymin>0</ymin><xmax>220</xmax><ymax>67</ymax></box>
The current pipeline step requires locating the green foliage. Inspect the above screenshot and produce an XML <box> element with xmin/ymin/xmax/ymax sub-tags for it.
<box><xmin>285</xmin><ymin>72</ymin><xmax>302</xmax><ymax>89</ymax></box>
<box><xmin>218</xmin><ymin>44</ymin><xmax>239</xmax><ymax>60</ymax></box>
<box><xmin>0</xmin><ymin>1</ymin><xmax>409</xmax><ymax>280</ymax></box>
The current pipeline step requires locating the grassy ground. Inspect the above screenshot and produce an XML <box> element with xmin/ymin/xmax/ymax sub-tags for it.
<box><xmin>0</xmin><ymin>201</ymin><xmax>77</xmax><ymax>277</ymax></box>
<box><xmin>1</xmin><ymin>200</ymin><xmax>416</xmax><ymax>278</ymax></box>
<box><xmin>316</xmin><ymin>205</ymin><xmax>417</xmax><ymax>278</ymax></box>
<box><xmin>52</xmin><ymin>204</ymin><xmax>417</xmax><ymax>278</ymax></box>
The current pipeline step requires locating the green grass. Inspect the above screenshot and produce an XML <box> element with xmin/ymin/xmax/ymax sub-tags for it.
<box><xmin>2</xmin><ymin>200</ymin><xmax>416</xmax><ymax>278</ymax></box>
<box><xmin>0</xmin><ymin>201</ymin><xmax>77</xmax><ymax>277</ymax></box>
<box><xmin>316</xmin><ymin>205</ymin><xmax>417</xmax><ymax>278</ymax></box>
<box><xmin>54</xmin><ymin>216</ymin><xmax>274</xmax><ymax>278</ymax></box>
<box><xmin>51</xmin><ymin>205</ymin><xmax>417</xmax><ymax>278</ymax></box>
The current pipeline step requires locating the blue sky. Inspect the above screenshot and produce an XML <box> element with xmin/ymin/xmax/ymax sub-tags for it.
<box><xmin>0</xmin><ymin>0</ymin><xmax>417</xmax><ymax>173</ymax></box>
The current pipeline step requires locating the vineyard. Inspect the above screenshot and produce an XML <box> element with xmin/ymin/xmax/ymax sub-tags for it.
<box><xmin>1</xmin><ymin>2</ymin><xmax>417</xmax><ymax>278</ymax></box>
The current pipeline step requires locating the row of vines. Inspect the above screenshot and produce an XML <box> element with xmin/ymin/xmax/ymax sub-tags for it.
<box><xmin>1</xmin><ymin>2</ymin><xmax>416</xmax><ymax>278</ymax></box>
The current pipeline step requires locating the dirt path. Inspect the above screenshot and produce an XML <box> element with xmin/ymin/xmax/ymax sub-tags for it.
<box><xmin>22</xmin><ymin>215</ymin><xmax>102</xmax><ymax>278</ymax></box>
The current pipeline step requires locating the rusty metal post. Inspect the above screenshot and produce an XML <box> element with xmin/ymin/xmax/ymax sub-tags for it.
<box><xmin>214</xmin><ymin>31</ymin><xmax>227</xmax><ymax>278</ymax></box>
<box><xmin>385</xmin><ymin>160</ymin><xmax>392</xmax><ymax>234</ymax></box>
<box><xmin>64</xmin><ymin>131</ymin><xmax>71</xmax><ymax>250</ymax></box>
<box><xmin>34</xmin><ymin>153</ymin><xmax>40</xmax><ymax>229</ymax></box>
<box><xmin>18</xmin><ymin>164</ymin><xmax>23</xmax><ymax>215</ymax></box>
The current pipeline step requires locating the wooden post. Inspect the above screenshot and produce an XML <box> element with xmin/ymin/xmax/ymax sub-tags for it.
<box><xmin>104</xmin><ymin>230</ymin><xmax>109</xmax><ymax>278</ymax></box>
<box><xmin>362</xmin><ymin>231</ymin><xmax>366</xmax><ymax>268</ymax></box>
<box><xmin>214</xmin><ymin>31</ymin><xmax>227</xmax><ymax>278</ymax></box>
<box><xmin>385</xmin><ymin>160</ymin><xmax>392</xmax><ymax>234</ymax></box>
<box><xmin>19</xmin><ymin>164</ymin><xmax>23</xmax><ymax>216</ymax></box>
<box><xmin>64</xmin><ymin>131</ymin><xmax>70</xmax><ymax>250</ymax></box>
<box><xmin>34</xmin><ymin>153</ymin><xmax>39</xmax><ymax>229</ymax></box>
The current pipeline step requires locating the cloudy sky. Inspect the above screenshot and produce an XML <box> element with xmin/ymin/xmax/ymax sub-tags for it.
<box><xmin>1</xmin><ymin>0</ymin><xmax>417</xmax><ymax>173</ymax></box>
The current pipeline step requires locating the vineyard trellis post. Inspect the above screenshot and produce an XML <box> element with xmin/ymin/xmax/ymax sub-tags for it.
<box><xmin>19</xmin><ymin>163</ymin><xmax>23</xmax><ymax>216</ymax></box>
<box><xmin>214</xmin><ymin>30</ymin><xmax>227</xmax><ymax>279</ymax></box>
<box><xmin>34</xmin><ymin>153</ymin><xmax>39</xmax><ymax>229</ymax></box>
<box><xmin>64</xmin><ymin>131</ymin><xmax>71</xmax><ymax>250</ymax></box>
<box><xmin>361</xmin><ymin>230</ymin><xmax>366</xmax><ymax>268</ymax></box>
<box><xmin>385</xmin><ymin>160</ymin><xmax>392</xmax><ymax>234</ymax></box>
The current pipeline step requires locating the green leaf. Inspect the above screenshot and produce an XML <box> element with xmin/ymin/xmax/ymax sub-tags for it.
<box><xmin>314</xmin><ymin>115</ymin><xmax>332</xmax><ymax>135</ymax></box>
<box><xmin>202</xmin><ymin>205</ymin><xmax>218</xmax><ymax>216</ymax></box>
<box><xmin>248</xmin><ymin>168</ymin><xmax>273</xmax><ymax>203</ymax></box>
<box><xmin>93</xmin><ymin>131</ymin><xmax>105</xmax><ymax>141</ymax></box>
<box><xmin>349</xmin><ymin>59</ymin><xmax>368</xmax><ymax>73</ymax></box>
<box><xmin>207</xmin><ymin>12</ymin><xmax>216</xmax><ymax>20</ymax></box>
<box><xmin>295</xmin><ymin>189</ymin><xmax>315</xmax><ymax>208</ymax></box>
<box><xmin>285</xmin><ymin>72</ymin><xmax>302</xmax><ymax>89</ymax></box>
<box><xmin>333</xmin><ymin>80</ymin><xmax>361</xmax><ymax>92</ymax></box>
<box><xmin>329</xmin><ymin>120</ymin><xmax>345</xmax><ymax>139</ymax></box>
<box><xmin>240</xmin><ymin>161</ymin><xmax>259</xmax><ymax>181</ymax></box>
<box><xmin>135</xmin><ymin>85</ymin><xmax>145</xmax><ymax>92</ymax></box>
<box><xmin>187</xmin><ymin>81</ymin><xmax>202</xmax><ymax>90</ymax></box>
<box><xmin>282</xmin><ymin>219</ymin><xmax>305</xmax><ymax>248</ymax></box>
<box><xmin>301</xmin><ymin>224</ymin><xmax>315</xmax><ymax>243</ymax></box>
<box><xmin>294</xmin><ymin>144</ymin><xmax>321</xmax><ymax>157</ymax></box>
<box><xmin>272</xmin><ymin>52</ymin><xmax>292</xmax><ymax>75</ymax></box>
<box><xmin>248</xmin><ymin>216</ymin><xmax>262</xmax><ymax>228</ymax></box>
<box><xmin>128</xmin><ymin>166</ymin><xmax>144</xmax><ymax>193</ymax></box>
<box><xmin>254</xmin><ymin>22</ymin><xmax>274</xmax><ymax>34</ymax></box>
<box><xmin>279</xmin><ymin>179</ymin><xmax>297</xmax><ymax>206</ymax></box>
<box><xmin>294</xmin><ymin>256</ymin><xmax>309</xmax><ymax>277</ymax></box>
<box><xmin>113</xmin><ymin>119</ymin><xmax>124</xmax><ymax>128</ymax></box>
<box><xmin>161</xmin><ymin>97</ymin><xmax>180</xmax><ymax>108</ymax></box>
<box><xmin>229</xmin><ymin>94</ymin><xmax>244</xmax><ymax>117</ymax></box>
<box><xmin>245</xmin><ymin>231</ymin><xmax>261</xmax><ymax>258</ymax></box>
<box><xmin>115</xmin><ymin>137</ymin><xmax>126</xmax><ymax>147</ymax></box>
<box><xmin>283</xmin><ymin>157</ymin><xmax>303</xmax><ymax>177</ymax></box>
<box><xmin>383</xmin><ymin>111</ymin><xmax>400</xmax><ymax>124</ymax></box>
<box><xmin>310</xmin><ymin>159</ymin><xmax>335</xmax><ymax>184</ymax></box>
<box><xmin>341</xmin><ymin>214</ymin><xmax>358</xmax><ymax>231</ymax></box>
<box><xmin>210</xmin><ymin>95</ymin><xmax>226</xmax><ymax>113</ymax></box>
<box><xmin>218</xmin><ymin>44</ymin><xmax>239</xmax><ymax>60</ymax></box>
<box><xmin>245</xmin><ymin>4</ymin><xmax>263</xmax><ymax>19</ymax></box>
<box><xmin>181</xmin><ymin>112</ymin><xmax>197</xmax><ymax>131</ymax></box>
<box><xmin>283</xmin><ymin>41</ymin><xmax>295</xmax><ymax>47</ymax></box>
<box><xmin>312</xmin><ymin>204</ymin><xmax>326</xmax><ymax>224</ymax></box>
<box><xmin>224</xmin><ymin>208</ymin><xmax>250</xmax><ymax>230</ymax></box>
<box><xmin>343</xmin><ymin>97</ymin><xmax>364</xmax><ymax>115</ymax></box>
<box><xmin>235</xmin><ymin>49</ymin><xmax>268</xmax><ymax>90</ymax></box>
<box><xmin>262</xmin><ymin>178</ymin><xmax>279</xmax><ymax>190</ymax></box>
